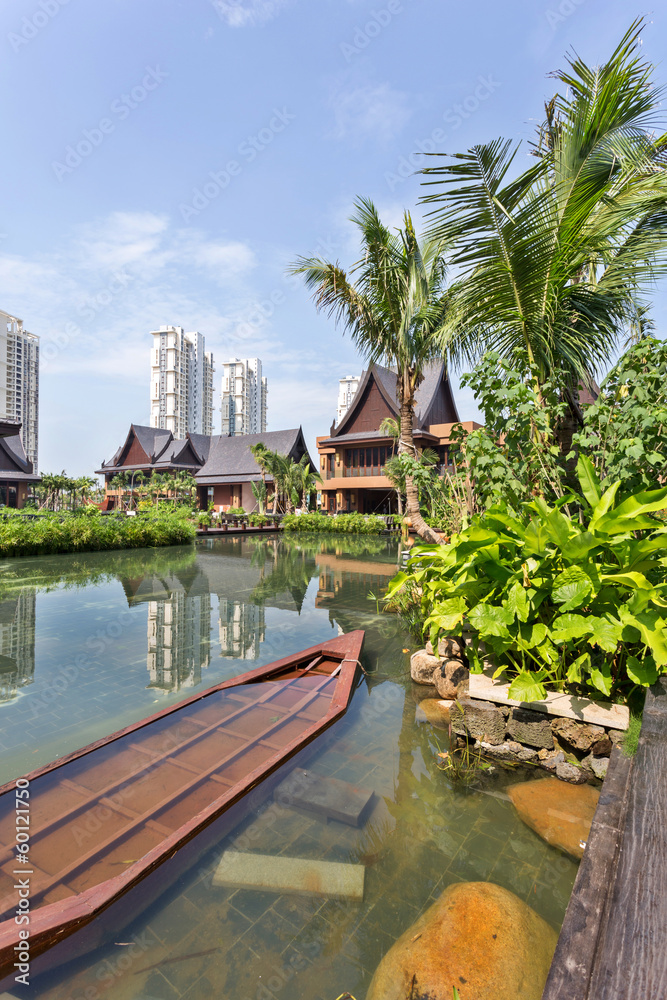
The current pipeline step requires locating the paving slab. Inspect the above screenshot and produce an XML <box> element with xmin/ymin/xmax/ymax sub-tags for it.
<box><xmin>273</xmin><ymin>767</ymin><xmax>375</xmax><ymax>826</ymax></box>
<box><xmin>212</xmin><ymin>851</ymin><xmax>365</xmax><ymax>901</ymax></box>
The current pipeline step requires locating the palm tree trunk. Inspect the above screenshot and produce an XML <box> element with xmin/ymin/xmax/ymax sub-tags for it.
<box><xmin>399</xmin><ymin>391</ymin><xmax>441</xmax><ymax>544</ymax></box>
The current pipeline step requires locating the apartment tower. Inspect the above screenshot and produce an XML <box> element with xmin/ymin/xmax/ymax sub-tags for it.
<box><xmin>221</xmin><ymin>358</ymin><xmax>267</xmax><ymax>436</ymax></box>
<box><xmin>150</xmin><ymin>327</ymin><xmax>214</xmax><ymax>438</ymax></box>
<box><xmin>336</xmin><ymin>374</ymin><xmax>361</xmax><ymax>426</ymax></box>
<box><xmin>0</xmin><ymin>310</ymin><xmax>39</xmax><ymax>470</ymax></box>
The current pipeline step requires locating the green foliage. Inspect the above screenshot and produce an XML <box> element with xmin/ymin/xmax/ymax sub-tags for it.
<box><xmin>571</xmin><ymin>337</ymin><xmax>667</xmax><ymax>494</ymax></box>
<box><xmin>387</xmin><ymin>456</ymin><xmax>667</xmax><ymax>702</ymax></box>
<box><xmin>621</xmin><ymin>708</ymin><xmax>643</xmax><ymax>757</ymax></box>
<box><xmin>0</xmin><ymin>510</ymin><xmax>195</xmax><ymax>558</ymax></box>
<box><xmin>282</xmin><ymin>512</ymin><xmax>386</xmax><ymax>534</ymax></box>
<box><xmin>226</xmin><ymin>507</ymin><xmax>245</xmax><ymax>518</ymax></box>
<box><xmin>249</xmin><ymin>513</ymin><xmax>270</xmax><ymax>527</ymax></box>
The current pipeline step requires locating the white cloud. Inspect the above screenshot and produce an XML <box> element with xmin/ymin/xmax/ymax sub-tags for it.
<box><xmin>328</xmin><ymin>81</ymin><xmax>412</xmax><ymax>144</ymax></box>
<box><xmin>211</xmin><ymin>0</ymin><xmax>294</xmax><ymax>28</ymax></box>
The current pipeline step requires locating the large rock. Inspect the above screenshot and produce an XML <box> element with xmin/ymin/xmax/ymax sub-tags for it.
<box><xmin>450</xmin><ymin>699</ymin><xmax>507</xmax><ymax>746</ymax></box>
<box><xmin>366</xmin><ymin>881</ymin><xmax>557</xmax><ymax>1000</ymax></box>
<box><xmin>426</xmin><ymin>636</ymin><xmax>466</xmax><ymax>660</ymax></box>
<box><xmin>507</xmin><ymin>707</ymin><xmax>554</xmax><ymax>749</ymax></box>
<box><xmin>434</xmin><ymin>659</ymin><xmax>469</xmax><ymax>699</ymax></box>
<box><xmin>507</xmin><ymin>776</ymin><xmax>600</xmax><ymax>859</ymax></box>
<box><xmin>479</xmin><ymin>740</ymin><xmax>539</xmax><ymax>763</ymax></box>
<box><xmin>410</xmin><ymin>650</ymin><xmax>441</xmax><ymax>685</ymax></box>
<box><xmin>551</xmin><ymin>717</ymin><xmax>606</xmax><ymax>753</ymax></box>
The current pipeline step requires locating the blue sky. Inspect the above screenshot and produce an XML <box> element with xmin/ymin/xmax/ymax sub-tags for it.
<box><xmin>0</xmin><ymin>0</ymin><xmax>665</xmax><ymax>475</ymax></box>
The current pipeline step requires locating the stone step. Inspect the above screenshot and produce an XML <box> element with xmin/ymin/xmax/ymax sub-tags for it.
<box><xmin>468</xmin><ymin>672</ymin><xmax>629</xmax><ymax>731</ymax></box>
<box><xmin>273</xmin><ymin>768</ymin><xmax>375</xmax><ymax>826</ymax></box>
<box><xmin>212</xmin><ymin>851</ymin><xmax>365</xmax><ymax>900</ymax></box>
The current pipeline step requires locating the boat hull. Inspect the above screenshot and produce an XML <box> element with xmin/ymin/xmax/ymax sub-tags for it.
<box><xmin>0</xmin><ymin>630</ymin><xmax>364</xmax><ymax>983</ymax></box>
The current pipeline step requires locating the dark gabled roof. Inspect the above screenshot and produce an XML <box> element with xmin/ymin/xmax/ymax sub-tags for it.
<box><xmin>196</xmin><ymin>428</ymin><xmax>314</xmax><ymax>484</ymax></box>
<box><xmin>0</xmin><ymin>434</ymin><xmax>39</xmax><ymax>482</ymax></box>
<box><xmin>187</xmin><ymin>433</ymin><xmax>213</xmax><ymax>465</ymax></box>
<box><xmin>98</xmin><ymin>425</ymin><xmax>204</xmax><ymax>475</ymax></box>
<box><xmin>331</xmin><ymin>360</ymin><xmax>459</xmax><ymax>438</ymax></box>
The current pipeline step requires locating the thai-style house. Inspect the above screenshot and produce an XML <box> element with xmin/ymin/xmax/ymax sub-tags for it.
<box><xmin>97</xmin><ymin>425</ymin><xmax>313</xmax><ymax>512</ymax></box>
<box><xmin>0</xmin><ymin>421</ymin><xmax>40</xmax><ymax>508</ymax></box>
<box><xmin>316</xmin><ymin>361</ymin><xmax>480</xmax><ymax>514</ymax></box>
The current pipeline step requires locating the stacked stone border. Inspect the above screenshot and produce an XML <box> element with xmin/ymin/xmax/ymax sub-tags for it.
<box><xmin>410</xmin><ymin>640</ymin><xmax>625</xmax><ymax>784</ymax></box>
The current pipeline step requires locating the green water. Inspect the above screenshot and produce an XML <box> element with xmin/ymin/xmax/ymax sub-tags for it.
<box><xmin>0</xmin><ymin>534</ymin><xmax>578</xmax><ymax>1000</ymax></box>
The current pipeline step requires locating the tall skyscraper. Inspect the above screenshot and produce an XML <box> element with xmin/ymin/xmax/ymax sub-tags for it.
<box><xmin>150</xmin><ymin>326</ymin><xmax>214</xmax><ymax>438</ymax></box>
<box><xmin>0</xmin><ymin>311</ymin><xmax>39</xmax><ymax>470</ymax></box>
<box><xmin>336</xmin><ymin>374</ymin><xmax>361</xmax><ymax>425</ymax></box>
<box><xmin>221</xmin><ymin>358</ymin><xmax>267</xmax><ymax>435</ymax></box>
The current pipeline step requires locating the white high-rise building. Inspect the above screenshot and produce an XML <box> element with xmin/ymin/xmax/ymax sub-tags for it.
<box><xmin>150</xmin><ymin>327</ymin><xmax>214</xmax><ymax>438</ymax></box>
<box><xmin>337</xmin><ymin>374</ymin><xmax>361</xmax><ymax>425</ymax></box>
<box><xmin>221</xmin><ymin>358</ymin><xmax>267</xmax><ymax>436</ymax></box>
<box><xmin>0</xmin><ymin>311</ymin><xmax>39</xmax><ymax>470</ymax></box>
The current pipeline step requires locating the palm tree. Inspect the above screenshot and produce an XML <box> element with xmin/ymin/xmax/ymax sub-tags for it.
<box><xmin>379</xmin><ymin>417</ymin><xmax>402</xmax><ymax>514</ymax></box>
<box><xmin>251</xmin><ymin>479</ymin><xmax>267</xmax><ymax>514</ymax></box>
<box><xmin>290</xmin><ymin>198</ymin><xmax>452</xmax><ymax>542</ymax></box>
<box><xmin>420</xmin><ymin>19</ymin><xmax>667</xmax><ymax>447</ymax></box>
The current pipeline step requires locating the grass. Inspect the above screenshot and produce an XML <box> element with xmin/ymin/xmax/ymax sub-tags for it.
<box><xmin>621</xmin><ymin>709</ymin><xmax>643</xmax><ymax>758</ymax></box>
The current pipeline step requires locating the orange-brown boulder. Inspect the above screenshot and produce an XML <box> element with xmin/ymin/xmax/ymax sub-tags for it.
<box><xmin>366</xmin><ymin>881</ymin><xmax>557</xmax><ymax>1000</ymax></box>
<box><xmin>508</xmin><ymin>776</ymin><xmax>599</xmax><ymax>859</ymax></box>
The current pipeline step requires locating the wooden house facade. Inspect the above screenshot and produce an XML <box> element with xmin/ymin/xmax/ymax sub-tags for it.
<box><xmin>316</xmin><ymin>361</ymin><xmax>480</xmax><ymax>515</ymax></box>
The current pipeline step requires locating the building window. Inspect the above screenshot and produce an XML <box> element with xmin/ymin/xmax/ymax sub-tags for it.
<box><xmin>343</xmin><ymin>445</ymin><xmax>392</xmax><ymax>476</ymax></box>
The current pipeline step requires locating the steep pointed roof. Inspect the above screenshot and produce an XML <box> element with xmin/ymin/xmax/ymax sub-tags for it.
<box><xmin>0</xmin><ymin>434</ymin><xmax>39</xmax><ymax>481</ymax></box>
<box><xmin>330</xmin><ymin>360</ymin><xmax>458</xmax><ymax>438</ymax></box>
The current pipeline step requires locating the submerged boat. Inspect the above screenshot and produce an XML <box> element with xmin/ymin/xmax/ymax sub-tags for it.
<box><xmin>0</xmin><ymin>630</ymin><xmax>364</xmax><ymax>980</ymax></box>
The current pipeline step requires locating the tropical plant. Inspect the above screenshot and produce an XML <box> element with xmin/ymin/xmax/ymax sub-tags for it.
<box><xmin>282</xmin><ymin>512</ymin><xmax>386</xmax><ymax>534</ymax></box>
<box><xmin>387</xmin><ymin>456</ymin><xmax>667</xmax><ymax>703</ymax></box>
<box><xmin>421</xmin><ymin>20</ymin><xmax>667</xmax><ymax>447</ymax></box>
<box><xmin>290</xmin><ymin>197</ymin><xmax>453</xmax><ymax>543</ymax></box>
<box><xmin>571</xmin><ymin>336</ymin><xmax>667</xmax><ymax>495</ymax></box>
<box><xmin>251</xmin><ymin>479</ymin><xmax>267</xmax><ymax>514</ymax></box>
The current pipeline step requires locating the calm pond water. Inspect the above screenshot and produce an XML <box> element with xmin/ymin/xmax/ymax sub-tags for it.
<box><xmin>0</xmin><ymin>534</ymin><xmax>578</xmax><ymax>1000</ymax></box>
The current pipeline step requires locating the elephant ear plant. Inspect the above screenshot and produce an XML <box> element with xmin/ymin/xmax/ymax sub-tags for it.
<box><xmin>386</xmin><ymin>456</ymin><xmax>667</xmax><ymax>703</ymax></box>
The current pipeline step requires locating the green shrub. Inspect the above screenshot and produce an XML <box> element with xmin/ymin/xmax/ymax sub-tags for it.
<box><xmin>282</xmin><ymin>512</ymin><xmax>385</xmax><ymax>534</ymax></box>
<box><xmin>387</xmin><ymin>456</ymin><xmax>667</xmax><ymax>703</ymax></box>
<box><xmin>249</xmin><ymin>513</ymin><xmax>270</xmax><ymax>527</ymax></box>
<box><xmin>226</xmin><ymin>506</ymin><xmax>245</xmax><ymax>518</ymax></box>
<box><xmin>0</xmin><ymin>509</ymin><xmax>196</xmax><ymax>558</ymax></box>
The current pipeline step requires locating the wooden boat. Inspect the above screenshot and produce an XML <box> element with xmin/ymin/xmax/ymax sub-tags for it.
<box><xmin>0</xmin><ymin>630</ymin><xmax>364</xmax><ymax>980</ymax></box>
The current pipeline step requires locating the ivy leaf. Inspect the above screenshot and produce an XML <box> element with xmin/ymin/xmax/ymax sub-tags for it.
<box><xmin>468</xmin><ymin>603</ymin><xmax>513</xmax><ymax>637</ymax></box>
<box><xmin>589</xmin><ymin>662</ymin><xmax>612</xmax><ymax>697</ymax></box>
<box><xmin>552</xmin><ymin>567</ymin><xmax>594</xmax><ymax>611</ymax></box>
<box><xmin>626</xmin><ymin>655</ymin><xmax>658</xmax><ymax>688</ymax></box>
<box><xmin>507</xmin><ymin>670</ymin><xmax>547</xmax><ymax>702</ymax></box>
<box><xmin>504</xmin><ymin>581</ymin><xmax>529</xmax><ymax>622</ymax></box>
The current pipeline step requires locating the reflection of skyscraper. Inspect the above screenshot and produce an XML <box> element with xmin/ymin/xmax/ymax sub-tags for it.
<box><xmin>121</xmin><ymin>571</ymin><xmax>212</xmax><ymax>694</ymax></box>
<box><xmin>218</xmin><ymin>598</ymin><xmax>265</xmax><ymax>660</ymax></box>
<box><xmin>0</xmin><ymin>589</ymin><xmax>36</xmax><ymax>703</ymax></box>
<box><xmin>147</xmin><ymin>590</ymin><xmax>212</xmax><ymax>692</ymax></box>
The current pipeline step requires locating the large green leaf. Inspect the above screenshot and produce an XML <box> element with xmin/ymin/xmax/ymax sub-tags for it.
<box><xmin>504</xmin><ymin>581</ymin><xmax>530</xmax><ymax>622</ymax></box>
<box><xmin>427</xmin><ymin>597</ymin><xmax>468</xmax><ymax>631</ymax></box>
<box><xmin>590</xmin><ymin>662</ymin><xmax>613</xmax><ymax>697</ymax></box>
<box><xmin>589</xmin><ymin>480</ymin><xmax>621</xmax><ymax>529</ymax></box>
<box><xmin>468</xmin><ymin>603</ymin><xmax>513</xmax><ymax>637</ymax></box>
<box><xmin>626</xmin><ymin>655</ymin><xmax>658</xmax><ymax>687</ymax></box>
<box><xmin>552</xmin><ymin>567</ymin><xmax>594</xmax><ymax>611</ymax></box>
<box><xmin>628</xmin><ymin>609</ymin><xmax>667</xmax><ymax>666</ymax></box>
<box><xmin>551</xmin><ymin>613</ymin><xmax>592</xmax><ymax>643</ymax></box>
<box><xmin>507</xmin><ymin>670</ymin><xmax>547</xmax><ymax>702</ymax></box>
<box><xmin>577</xmin><ymin>455</ymin><xmax>602</xmax><ymax>508</ymax></box>
<box><xmin>587</xmin><ymin>616</ymin><xmax>622</xmax><ymax>654</ymax></box>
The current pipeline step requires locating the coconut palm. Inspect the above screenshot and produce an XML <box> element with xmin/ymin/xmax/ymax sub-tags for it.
<box><xmin>420</xmin><ymin>19</ymin><xmax>667</xmax><ymax>444</ymax></box>
<box><xmin>290</xmin><ymin>198</ymin><xmax>453</xmax><ymax>542</ymax></box>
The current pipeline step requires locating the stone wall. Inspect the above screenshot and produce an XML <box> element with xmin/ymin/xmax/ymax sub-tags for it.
<box><xmin>410</xmin><ymin>645</ymin><xmax>622</xmax><ymax>784</ymax></box>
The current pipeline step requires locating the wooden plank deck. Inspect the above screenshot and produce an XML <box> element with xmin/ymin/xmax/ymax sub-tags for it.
<box><xmin>542</xmin><ymin>677</ymin><xmax>667</xmax><ymax>999</ymax></box>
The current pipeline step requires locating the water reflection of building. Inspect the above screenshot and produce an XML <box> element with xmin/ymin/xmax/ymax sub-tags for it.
<box><xmin>122</xmin><ymin>572</ymin><xmax>212</xmax><ymax>694</ymax></box>
<box><xmin>218</xmin><ymin>599</ymin><xmax>265</xmax><ymax>660</ymax></box>
<box><xmin>0</xmin><ymin>589</ymin><xmax>36</xmax><ymax>703</ymax></box>
<box><xmin>315</xmin><ymin>554</ymin><xmax>396</xmax><ymax>610</ymax></box>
